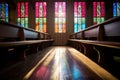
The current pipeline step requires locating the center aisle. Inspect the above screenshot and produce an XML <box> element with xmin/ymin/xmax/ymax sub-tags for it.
<box><xmin>24</xmin><ymin>46</ymin><xmax>117</xmax><ymax>80</ymax></box>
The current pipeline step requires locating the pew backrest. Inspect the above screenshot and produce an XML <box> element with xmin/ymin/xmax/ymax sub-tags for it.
<box><xmin>23</xmin><ymin>29</ymin><xmax>39</xmax><ymax>40</ymax></box>
<box><xmin>103</xmin><ymin>21</ymin><xmax>120</xmax><ymax>42</ymax></box>
<box><xmin>0</xmin><ymin>21</ymin><xmax>20</xmax><ymax>41</ymax></box>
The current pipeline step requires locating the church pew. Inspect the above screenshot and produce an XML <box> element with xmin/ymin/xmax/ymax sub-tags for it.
<box><xmin>68</xmin><ymin>16</ymin><xmax>120</xmax><ymax>79</ymax></box>
<box><xmin>0</xmin><ymin>21</ymin><xmax>20</xmax><ymax>42</ymax></box>
<box><xmin>69</xmin><ymin>17</ymin><xmax>120</xmax><ymax>58</ymax></box>
<box><xmin>0</xmin><ymin>21</ymin><xmax>53</xmax><ymax>66</ymax></box>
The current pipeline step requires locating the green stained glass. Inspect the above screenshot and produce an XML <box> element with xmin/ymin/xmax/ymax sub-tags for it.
<box><xmin>101</xmin><ymin>18</ymin><xmax>104</xmax><ymax>22</ymax></box>
<box><xmin>17</xmin><ymin>18</ymin><xmax>21</xmax><ymax>26</ymax></box>
<box><xmin>25</xmin><ymin>18</ymin><xmax>28</xmax><ymax>28</ymax></box>
<box><xmin>21</xmin><ymin>18</ymin><xmax>24</xmax><ymax>27</ymax></box>
<box><xmin>43</xmin><ymin>18</ymin><xmax>46</xmax><ymax>23</ymax></box>
<box><xmin>78</xmin><ymin>18</ymin><xmax>81</xmax><ymax>24</ymax></box>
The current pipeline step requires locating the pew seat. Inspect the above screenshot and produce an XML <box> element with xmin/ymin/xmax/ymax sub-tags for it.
<box><xmin>0</xmin><ymin>39</ymin><xmax>54</xmax><ymax>47</ymax></box>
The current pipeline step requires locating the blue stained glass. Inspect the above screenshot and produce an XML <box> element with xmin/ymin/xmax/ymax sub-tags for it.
<box><xmin>78</xmin><ymin>24</ymin><xmax>81</xmax><ymax>31</ymax></box>
<box><xmin>0</xmin><ymin>4</ymin><xmax>2</xmax><ymax>19</ymax></box>
<box><xmin>74</xmin><ymin>2</ymin><xmax>86</xmax><ymax>33</ymax></box>
<box><xmin>5</xmin><ymin>4</ymin><xmax>8</xmax><ymax>22</ymax></box>
<box><xmin>117</xmin><ymin>3</ymin><xmax>120</xmax><ymax>16</ymax></box>
<box><xmin>74</xmin><ymin>23</ymin><xmax>78</xmax><ymax>33</ymax></box>
<box><xmin>82</xmin><ymin>24</ymin><xmax>85</xmax><ymax>30</ymax></box>
<box><xmin>0</xmin><ymin>3</ymin><xmax>8</xmax><ymax>22</ymax></box>
<box><xmin>113</xmin><ymin>3</ymin><xmax>117</xmax><ymax>16</ymax></box>
<box><xmin>81</xmin><ymin>18</ymin><xmax>85</xmax><ymax>30</ymax></box>
<box><xmin>113</xmin><ymin>2</ymin><xmax>120</xmax><ymax>17</ymax></box>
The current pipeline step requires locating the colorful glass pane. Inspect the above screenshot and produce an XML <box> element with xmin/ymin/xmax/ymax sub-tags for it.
<box><xmin>93</xmin><ymin>2</ymin><xmax>105</xmax><ymax>24</ymax></box>
<box><xmin>113</xmin><ymin>2</ymin><xmax>120</xmax><ymax>17</ymax></box>
<box><xmin>74</xmin><ymin>2</ymin><xmax>86</xmax><ymax>33</ymax></box>
<box><xmin>55</xmin><ymin>2</ymin><xmax>66</xmax><ymax>33</ymax></box>
<box><xmin>17</xmin><ymin>2</ymin><xmax>28</xmax><ymax>28</ymax></box>
<box><xmin>35</xmin><ymin>2</ymin><xmax>46</xmax><ymax>32</ymax></box>
<box><xmin>0</xmin><ymin>3</ymin><xmax>8</xmax><ymax>22</ymax></box>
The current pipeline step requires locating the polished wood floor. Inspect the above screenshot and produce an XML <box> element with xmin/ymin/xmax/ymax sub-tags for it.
<box><xmin>0</xmin><ymin>46</ymin><xmax>117</xmax><ymax>80</ymax></box>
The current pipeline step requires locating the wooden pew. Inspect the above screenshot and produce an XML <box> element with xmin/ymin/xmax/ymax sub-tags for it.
<box><xmin>0</xmin><ymin>21</ymin><xmax>53</xmax><ymax>67</ymax></box>
<box><xmin>68</xmin><ymin>16</ymin><xmax>120</xmax><ymax>79</ymax></box>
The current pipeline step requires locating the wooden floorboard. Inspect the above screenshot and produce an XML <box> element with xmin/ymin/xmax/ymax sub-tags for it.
<box><xmin>0</xmin><ymin>46</ymin><xmax>118</xmax><ymax>80</ymax></box>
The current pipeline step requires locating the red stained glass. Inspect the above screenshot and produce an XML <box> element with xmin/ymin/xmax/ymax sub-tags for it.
<box><xmin>93</xmin><ymin>2</ymin><xmax>97</xmax><ymax>17</ymax></box>
<box><xmin>101</xmin><ymin>2</ymin><xmax>104</xmax><ymax>17</ymax></box>
<box><xmin>82</xmin><ymin>2</ymin><xmax>86</xmax><ymax>17</ymax></box>
<box><xmin>17</xmin><ymin>2</ymin><xmax>28</xmax><ymax>28</ymax></box>
<box><xmin>93</xmin><ymin>2</ymin><xmax>105</xmax><ymax>24</ymax></box>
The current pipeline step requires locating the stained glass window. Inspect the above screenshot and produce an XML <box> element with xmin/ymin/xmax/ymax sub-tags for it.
<box><xmin>93</xmin><ymin>2</ymin><xmax>105</xmax><ymax>24</ymax></box>
<box><xmin>0</xmin><ymin>3</ymin><xmax>8</xmax><ymax>22</ymax></box>
<box><xmin>17</xmin><ymin>2</ymin><xmax>28</xmax><ymax>28</ymax></box>
<box><xmin>74</xmin><ymin>2</ymin><xmax>86</xmax><ymax>33</ymax></box>
<box><xmin>35</xmin><ymin>2</ymin><xmax>46</xmax><ymax>32</ymax></box>
<box><xmin>113</xmin><ymin>2</ymin><xmax>120</xmax><ymax>17</ymax></box>
<box><xmin>55</xmin><ymin>2</ymin><xmax>66</xmax><ymax>33</ymax></box>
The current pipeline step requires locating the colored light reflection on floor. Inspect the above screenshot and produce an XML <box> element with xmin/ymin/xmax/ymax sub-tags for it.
<box><xmin>72</xmin><ymin>62</ymin><xmax>83</xmax><ymax>80</ymax></box>
<box><xmin>24</xmin><ymin>47</ymin><xmax>117</xmax><ymax>80</ymax></box>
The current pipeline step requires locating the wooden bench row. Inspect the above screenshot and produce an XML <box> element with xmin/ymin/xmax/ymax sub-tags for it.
<box><xmin>0</xmin><ymin>21</ymin><xmax>51</xmax><ymax>41</ymax></box>
<box><xmin>68</xmin><ymin>16</ymin><xmax>120</xmax><ymax>79</ymax></box>
<box><xmin>70</xmin><ymin>16</ymin><xmax>120</xmax><ymax>42</ymax></box>
<box><xmin>0</xmin><ymin>21</ymin><xmax>54</xmax><ymax>67</ymax></box>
